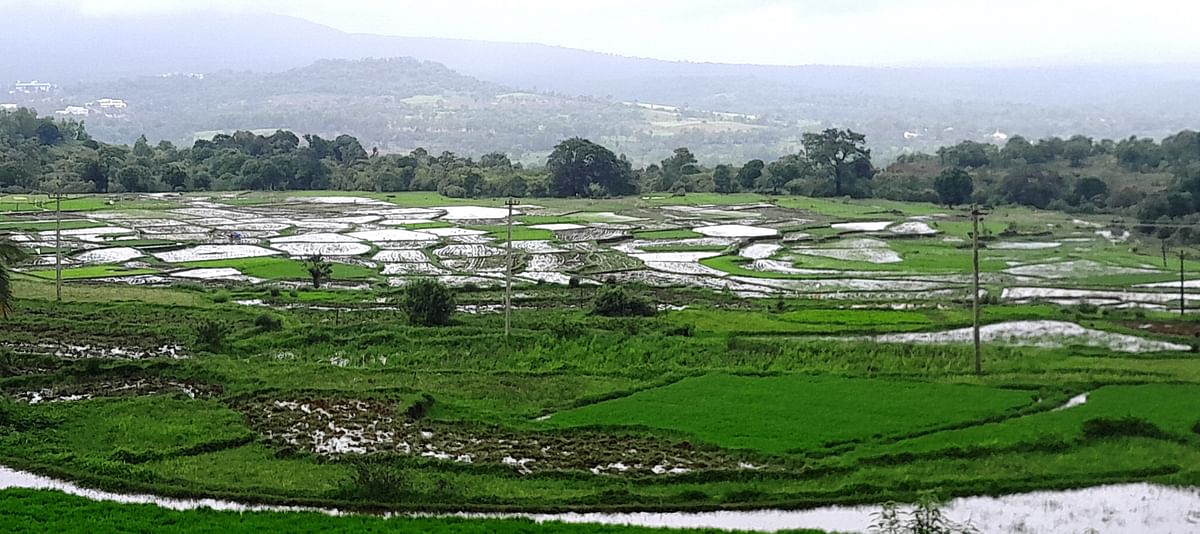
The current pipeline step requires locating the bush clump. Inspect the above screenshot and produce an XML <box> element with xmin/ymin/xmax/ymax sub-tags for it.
<box><xmin>253</xmin><ymin>313</ymin><xmax>283</xmax><ymax>332</ymax></box>
<box><xmin>348</xmin><ymin>459</ymin><xmax>414</xmax><ymax>501</ymax></box>
<box><xmin>194</xmin><ymin>319</ymin><xmax>229</xmax><ymax>351</ymax></box>
<box><xmin>1082</xmin><ymin>417</ymin><xmax>1168</xmax><ymax>440</ymax></box>
<box><xmin>399</xmin><ymin>278</ymin><xmax>456</xmax><ymax>326</ymax></box>
<box><xmin>592</xmin><ymin>285</ymin><xmax>656</xmax><ymax>317</ymax></box>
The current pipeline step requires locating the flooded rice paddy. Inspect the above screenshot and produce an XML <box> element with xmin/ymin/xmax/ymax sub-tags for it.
<box><xmin>6</xmin><ymin>193</ymin><xmax>1190</xmax><ymax>306</ymax></box>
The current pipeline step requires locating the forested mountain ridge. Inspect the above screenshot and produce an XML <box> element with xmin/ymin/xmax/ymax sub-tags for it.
<box><xmin>5</xmin><ymin>10</ymin><xmax>1200</xmax><ymax>163</ymax></box>
<box><xmin>7</xmin><ymin>58</ymin><xmax>798</xmax><ymax>165</ymax></box>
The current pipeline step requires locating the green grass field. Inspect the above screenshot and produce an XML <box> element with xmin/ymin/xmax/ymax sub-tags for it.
<box><xmin>27</xmin><ymin>266</ymin><xmax>156</xmax><ymax>280</ymax></box>
<box><xmin>543</xmin><ymin>374</ymin><xmax>1035</xmax><ymax>453</ymax></box>
<box><xmin>180</xmin><ymin>257</ymin><xmax>379</xmax><ymax>280</ymax></box>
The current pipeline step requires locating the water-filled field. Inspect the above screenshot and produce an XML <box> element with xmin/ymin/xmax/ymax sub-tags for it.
<box><xmin>3</xmin><ymin>191</ymin><xmax>1200</xmax><ymax>533</ymax></box>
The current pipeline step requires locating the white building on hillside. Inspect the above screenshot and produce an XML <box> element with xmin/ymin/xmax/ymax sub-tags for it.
<box><xmin>95</xmin><ymin>98</ymin><xmax>127</xmax><ymax>109</ymax></box>
<box><xmin>13</xmin><ymin>81</ymin><xmax>52</xmax><ymax>93</ymax></box>
<box><xmin>55</xmin><ymin>106</ymin><xmax>89</xmax><ymax>116</ymax></box>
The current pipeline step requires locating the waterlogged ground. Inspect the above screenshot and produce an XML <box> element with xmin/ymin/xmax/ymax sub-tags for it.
<box><xmin>4</xmin><ymin>192</ymin><xmax>1200</xmax><ymax>527</ymax></box>
<box><xmin>5</xmin><ymin>191</ymin><xmax>1198</xmax><ymax>308</ymax></box>
<box><xmin>246</xmin><ymin>398</ymin><xmax>755</xmax><ymax>475</ymax></box>
<box><xmin>1</xmin><ymin>466</ymin><xmax>1198</xmax><ymax>533</ymax></box>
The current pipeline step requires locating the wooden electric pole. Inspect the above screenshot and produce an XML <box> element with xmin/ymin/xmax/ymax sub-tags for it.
<box><xmin>971</xmin><ymin>206</ymin><xmax>985</xmax><ymax>375</ymax></box>
<box><xmin>1180</xmin><ymin>250</ymin><xmax>1186</xmax><ymax>317</ymax></box>
<box><xmin>54</xmin><ymin>191</ymin><xmax>63</xmax><ymax>302</ymax></box>
<box><xmin>504</xmin><ymin>198</ymin><xmax>519</xmax><ymax>337</ymax></box>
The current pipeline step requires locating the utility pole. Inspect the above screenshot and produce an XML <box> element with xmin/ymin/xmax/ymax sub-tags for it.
<box><xmin>54</xmin><ymin>191</ymin><xmax>63</xmax><ymax>302</ymax></box>
<box><xmin>1180</xmin><ymin>250</ymin><xmax>1186</xmax><ymax>317</ymax></box>
<box><xmin>504</xmin><ymin>198</ymin><xmax>519</xmax><ymax>337</ymax></box>
<box><xmin>971</xmin><ymin>206</ymin><xmax>985</xmax><ymax>375</ymax></box>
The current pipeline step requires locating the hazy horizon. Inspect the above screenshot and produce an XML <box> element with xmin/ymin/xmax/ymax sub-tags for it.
<box><xmin>7</xmin><ymin>0</ymin><xmax>1200</xmax><ymax>68</ymax></box>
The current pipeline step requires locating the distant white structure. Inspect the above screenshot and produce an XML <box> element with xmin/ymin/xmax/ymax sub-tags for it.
<box><xmin>903</xmin><ymin>131</ymin><xmax>922</xmax><ymax>140</ymax></box>
<box><xmin>94</xmin><ymin>98</ymin><xmax>127</xmax><ymax>109</ymax></box>
<box><xmin>159</xmin><ymin>72</ymin><xmax>204</xmax><ymax>80</ymax></box>
<box><xmin>990</xmin><ymin>129</ymin><xmax>1009</xmax><ymax>142</ymax></box>
<box><xmin>13</xmin><ymin>80</ymin><xmax>52</xmax><ymax>93</ymax></box>
<box><xmin>0</xmin><ymin>103</ymin><xmax>17</xmax><ymax>111</ymax></box>
<box><xmin>55</xmin><ymin>106</ymin><xmax>89</xmax><ymax>116</ymax></box>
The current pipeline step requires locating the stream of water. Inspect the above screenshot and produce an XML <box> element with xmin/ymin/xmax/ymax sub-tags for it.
<box><xmin>2</xmin><ymin>465</ymin><xmax>1199</xmax><ymax>533</ymax></box>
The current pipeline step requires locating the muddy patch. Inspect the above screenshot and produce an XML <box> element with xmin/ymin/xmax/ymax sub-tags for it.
<box><xmin>3</xmin><ymin>342</ymin><xmax>188</xmax><ymax>360</ymax></box>
<box><xmin>10</xmin><ymin>378</ymin><xmax>220</xmax><ymax>404</ymax></box>
<box><xmin>244</xmin><ymin>398</ymin><xmax>760</xmax><ymax>476</ymax></box>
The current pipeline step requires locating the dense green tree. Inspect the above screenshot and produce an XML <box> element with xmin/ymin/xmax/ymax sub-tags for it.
<box><xmin>660</xmin><ymin>147</ymin><xmax>700</xmax><ymax>190</ymax></box>
<box><xmin>546</xmin><ymin>137</ymin><xmax>632</xmax><ymax>197</ymax></box>
<box><xmin>933</xmin><ymin>168</ymin><xmax>974</xmax><ymax>207</ymax></box>
<box><xmin>712</xmin><ymin>164</ymin><xmax>735</xmax><ymax>193</ymax></box>
<box><xmin>801</xmin><ymin>128</ymin><xmax>873</xmax><ymax>197</ymax></box>
<box><xmin>1116</xmin><ymin>136</ymin><xmax>1165</xmax><ymax>171</ymax></box>
<box><xmin>1071</xmin><ymin>177</ymin><xmax>1109</xmax><ymax>206</ymax></box>
<box><xmin>737</xmin><ymin>160</ymin><xmax>764</xmax><ymax>191</ymax></box>
<box><xmin>115</xmin><ymin>165</ymin><xmax>152</xmax><ymax>192</ymax></box>
<box><xmin>1064</xmin><ymin>135</ymin><xmax>1094</xmax><ymax>167</ymax></box>
<box><xmin>999</xmin><ymin>167</ymin><xmax>1065</xmax><ymax>209</ymax></box>
<box><xmin>400</xmin><ymin>278</ymin><xmax>456</xmax><ymax>326</ymax></box>
<box><xmin>35</xmin><ymin>122</ymin><xmax>62</xmax><ymax>146</ymax></box>
<box><xmin>1000</xmin><ymin>136</ymin><xmax>1038</xmax><ymax>164</ymax></box>
<box><xmin>937</xmin><ymin>141</ymin><xmax>992</xmax><ymax>168</ymax></box>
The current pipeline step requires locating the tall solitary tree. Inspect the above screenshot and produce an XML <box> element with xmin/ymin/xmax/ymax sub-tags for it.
<box><xmin>0</xmin><ymin>235</ymin><xmax>27</xmax><ymax>319</ymax></box>
<box><xmin>305</xmin><ymin>254</ymin><xmax>333</xmax><ymax>289</ymax></box>
<box><xmin>801</xmin><ymin>128</ymin><xmax>873</xmax><ymax>196</ymax></box>
<box><xmin>546</xmin><ymin>137</ymin><xmax>633</xmax><ymax>197</ymax></box>
<box><xmin>737</xmin><ymin>160</ymin><xmax>765</xmax><ymax>191</ymax></box>
<box><xmin>712</xmin><ymin>164</ymin><xmax>736</xmax><ymax>193</ymax></box>
<box><xmin>934</xmin><ymin>168</ymin><xmax>974</xmax><ymax>207</ymax></box>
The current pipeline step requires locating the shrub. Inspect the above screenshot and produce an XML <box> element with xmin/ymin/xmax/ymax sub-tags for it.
<box><xmin>348</xmin><ymin>460</ymin><xmax>414</xmax><ymax>501</ymax></box>
<box><xmin>268</xmin><ymin>287</ymin><xmax>282</xmax><ymax>298</ymax></box>
<box><xmin>592</xmin><ymin>285</ymin><xmax>656</xmax><ymax>317</ymax></box>
<box><xmin>289</xmin><ymin>289</ymin><xmax>299</xmax><ymax>298</ymax></box>
<box><xmin>1082</xmin><ymin>417</ymin><xmax>1168</xmax><ymax>440</ymax></box>
<box><xmin>441</xmin><ymin>185</ymin><xmax>466</xmax><ymax>198</ymax></box>
<box><xmin>211</xmin><ymin>291</ymin><xmax>230</xmax><ymax>304</ymax></box>
<box><xmin>549</xmin><ymin>319</ymin><xmax>587</xmax><ymax>339</ymax></box>
<box><xmin>400</xmin><ymin>278</ymin><xmax>456</xmax><ymax>326</ymax></box>
<box><xmin>568</xmin><ymin>276</ymin><xmax>582</xmax><ymax>288</ymax></box>
<box><xmin>194</xmin><ymin>319</ymin><xmax>229</xmax><ymax>351</ymax></box>
<box><xmin>254</xmin><ymin>313</ymin><xmax>283</xmax><ymax>332</ymax></box>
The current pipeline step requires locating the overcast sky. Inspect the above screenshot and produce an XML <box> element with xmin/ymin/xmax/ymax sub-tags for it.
<box><xmin>18</xmin><ymin>0</ymin><xmax>1200</xmax><ymax>66</ymax></box>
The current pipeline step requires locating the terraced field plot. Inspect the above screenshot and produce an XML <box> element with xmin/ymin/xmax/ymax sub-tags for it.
<box><xmin>4</xmin><ymin>191</ymin><xmax>1196</xmax><ymax>309</ymax></box>
<box><xmin>4</xmin><ymin>191</ymin><xmax>1200</xmax><ymax>528</ymax></box>
<box><xmin>541</xmin><ymin>374</ymin><xmax>1035</xmax><ymax>453</ymax></box>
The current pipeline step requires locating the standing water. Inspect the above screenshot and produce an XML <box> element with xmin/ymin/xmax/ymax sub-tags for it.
<box><xmin>2</xmin><ymin>465</ymin><xmax>1198</xmax><ymax>533</ymax></box>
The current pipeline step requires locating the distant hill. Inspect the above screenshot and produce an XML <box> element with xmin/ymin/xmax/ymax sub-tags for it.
<box><xmin>13</xmin><ymin>58</ymin><xmax>800</xmax><ymax>164</ymax></box>
<box><xmin>4</xmin><ymin>10</ymin><xmax>1200</xmax><ymax>161</ymax></box>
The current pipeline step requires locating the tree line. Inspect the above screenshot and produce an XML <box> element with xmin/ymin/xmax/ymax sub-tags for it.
<box><xmin>3</xmin><ymin>107</ymin><xmax>1200</xmax><ymax>240</ymax></box>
